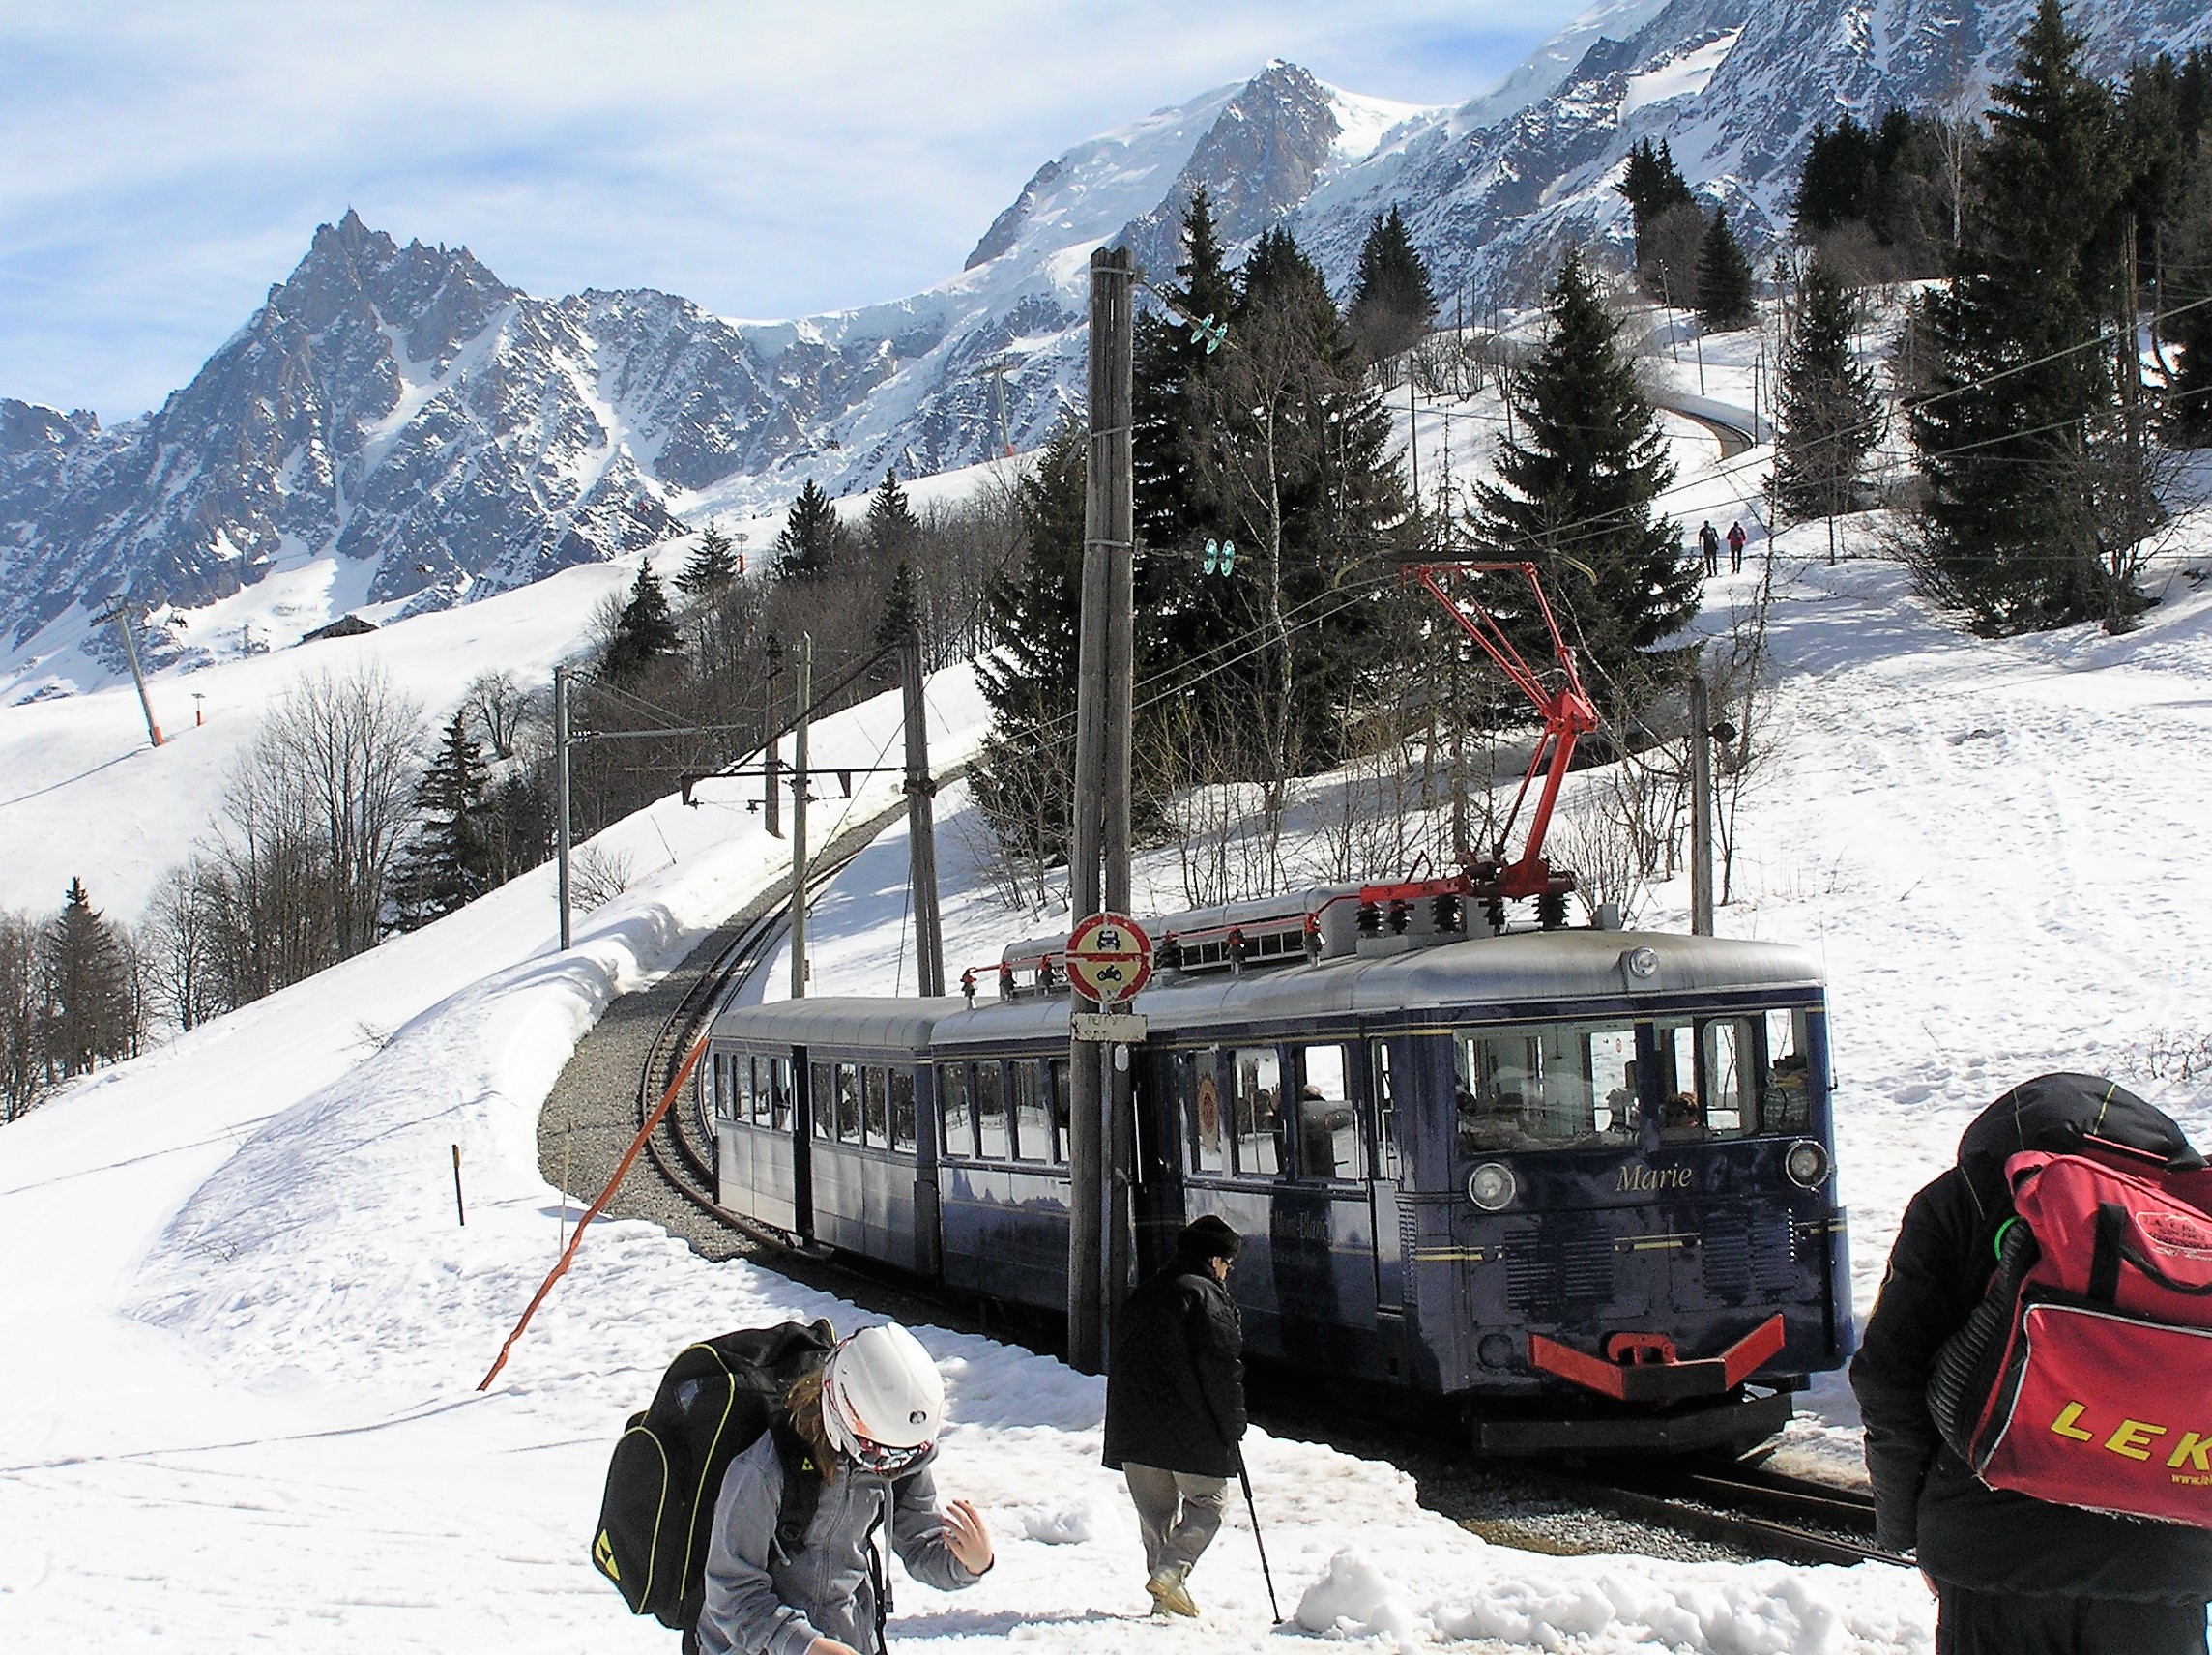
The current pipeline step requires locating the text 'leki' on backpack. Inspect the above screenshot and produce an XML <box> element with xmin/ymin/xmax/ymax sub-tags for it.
<box><xmin>592</xmin><ymin>1319</ymin><xmax>836</xmax><ymax>1630</ymax></box>
<box><xmin>1929</xmin><ymin>1149</ymin><xmax>2212</xmax><ymax>1527</ymax></box>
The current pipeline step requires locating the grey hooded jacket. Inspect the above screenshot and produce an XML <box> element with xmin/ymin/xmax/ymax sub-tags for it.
<box><xmin>693</xmin><ymin>1430</ymin><xmax>982</xmax><ymax>1655</ymax></box>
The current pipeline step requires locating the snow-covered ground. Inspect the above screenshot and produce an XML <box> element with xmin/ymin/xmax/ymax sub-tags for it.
<box><xmin>9</xmin><ymin>357</ymin><xmax>2212</xmax><ymax>1649</ymax></box>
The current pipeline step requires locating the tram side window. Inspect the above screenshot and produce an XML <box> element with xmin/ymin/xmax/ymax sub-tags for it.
<box><xmin>975</xmin><ymin>1060</ymin><xmax>1008</xmax><ymax>1158</ymax></box>
<box><xmin>768</xmin><ymin>1057</ymin><xmax>793</xmax><ymax>1131</ymax></box>
<box><xmin>1232</xmin><ymin>1048</ymin><xmax>1282</xmax><ymax>1176</ymax></box>
<box><xmin>811</xmin><ymin>1062</ymin><xmax>834</xmax><ymax>1140</ymax></box>
<box><xmin>1048</xmin><ymin>1059</ymin><xmax>1071</xmax><ymax>1163</ymax></box>
<box><xmin>939</xmin><ymin>1064</ymin><xmax>973</xmax><ymax>1157</ymax></box>
<box><xmin>1373</xmin><ymin>1043</ymin><xmax>1401</xmax><ymax>1179</ymax></box>
<box><xmin>1011</xmin><ymin>1062</ymin><xmax>1051</xmax><ymax>1163</ymax></box>
<box><xmin>709</xmin><ymin>1054</ymin><xmax>726</xmax><ymax>1120</ymax></box>
<box><xmin>1294</xmin><ymin>1045</ymin><xmax>1364</xmax><ymax>1180</ymax></box>
<box><xmin>1179</xmin><ymin>1051</ymin><xmax>1226</xmax><ymax>1175</ymax></box>
<box><xmin>862</xmin><ymin>1066</ymin><xmax>888</xmax><ymax>1147</ymax></box>
<box><xmin>746</xmin><ymin>1057</ymin><xmax>768</xmax><ymax>1126</ymax></box>
<box><xmin>1455</xmin><ymin>1021</ymin><xmax>1638</xmax><ymax>1152</ymax></box>
<box><xmin>890</xmin><ymin>1068</ymin><xmax>917</xmax><ymax>1151</ymax></box>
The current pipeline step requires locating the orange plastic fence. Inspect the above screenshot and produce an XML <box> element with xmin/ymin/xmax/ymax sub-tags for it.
<box><xmin>478</xmin><ymin>1032</ymin><xmax>710</xmax><ymax>1392</ymax></box>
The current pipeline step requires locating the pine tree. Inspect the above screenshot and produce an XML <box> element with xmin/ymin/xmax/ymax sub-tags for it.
<box><xmin>1616</xmin><ymin>137</ymin><xmax>1695</xmax><ymax>239</ymax></box>
<box><xmin>603</xmin><ymin>559</ymin><xmax>683</xmax><ymax>678</ymax></box>
<box><xmin>872</xmin><ymin>559</ymin><xmax>922</xmax><ymax>657</ymax></box>
<box><xmin>1697</xmin><ymin>206</ymin><xmax>1757</xmax><ymax>330</ymax></box>
<box><xmin>1775</xmin><ymin>257</ymin><xmax>1884</xmax><ymax>551</ymax></box>
<box><xmin>393</xmin><ymin>711</ymin><xmax>494</xmax><ymax>929</ymax></box>
<box><xmin>42</xmin><ymin>878</ymin><xmax>131</xmax><ymax>1077</ymax></box>
<box><xmin>864</xmin><ymin>469</ymin><xmax>920</xmax><ymax>557</ymax></box>
<box><xmin>973</xmin><ymin>423</ymin><xmax>1085</xmax><ymax>865</ymax></box>
<box><xmin>774</xmin><ymin>479</ymin><xmax>841</xmax><ymax>580</ymax></box>
<box><xmin>1185</xmin><ymin>225</ymin><xmax>1410</xmax><ymax>783</ymax></box>
<box><xmin>2166</xmin><ymin>131</ymin><xmax>2212</xmax><ymax>445</ymax></box>
<box><xmin>1135</xmin><ymin>188</ymin><xmax>1237</xmax><ymax>550</ymax></box>
<box><xmin>678</xmin><ymin>522</ymin><xmax>740</xmax><ymax>600</ymax></box>
<box><xmin>1910</xmin><ymin>0</ymin><xmax>2136</xmax><ymax>631</ymax></box>
<box><xmin>1467</xmin><ymin>248</ymin><xmax>1692</xmax><ymax>705</ymax></box>
<box><xmin>1346</xmin><ymin>205</ymin><xmax>1438</xmax><ymax>363</ymax></box>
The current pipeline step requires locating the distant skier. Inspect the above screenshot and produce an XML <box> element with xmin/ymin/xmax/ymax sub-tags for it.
<box><xmin>1698</xmin><ymin>520</ymin><xmax>1720</xmax><ymax>577</ymax></box>
<box><xmin>1726</xmin><ymin>520</ymin><xmax>1747</xmax><ymax>573</ymax></box>
<box><xmin>691</xmin><ymin>1324</ymin><xmax>993</xmax><ymax>1655</ymax></box>
<box><xmin>1102</xmin><ymin>1215</ymin><xmax>1247</xmax><ymax>1618</ymax></box>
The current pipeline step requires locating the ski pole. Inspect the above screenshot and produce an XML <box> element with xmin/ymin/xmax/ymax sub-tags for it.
<box><xmin>1235</xmin><ymin>1449</ymin><xmax>1281</xmax><ymax>1623</ymax></box>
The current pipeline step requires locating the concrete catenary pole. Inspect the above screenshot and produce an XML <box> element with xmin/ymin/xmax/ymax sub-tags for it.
<box><xmin>1067</xmin><ymin>246</ymin><xmax>1137</xmax><ymax>1375</ymax></box>
<box><xmin>901</xmin><ymin>630</ymin><xmax>946</xmax><ymax>997</ymax></box>
<box><xmin>790</xmin><ymin>634</ymin><xmax>813</xmax><ymax>999</ymax></box>
<box><xmin>554</xmin><ymin>664</ymin><xmax>572</xmax><ymax>950</ymax></box>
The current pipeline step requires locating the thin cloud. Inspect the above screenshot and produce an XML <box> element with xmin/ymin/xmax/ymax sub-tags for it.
<box><xmin>0</xmin><ymin>0</ymin><xmax>1570</xmax><ymax>420</ymax></box>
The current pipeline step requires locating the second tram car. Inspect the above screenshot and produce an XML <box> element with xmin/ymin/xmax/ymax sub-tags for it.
<box><xmin>701</xmin><ymin>891</ymin><xmax>1851</xmax><ymax>1454</ymax></box>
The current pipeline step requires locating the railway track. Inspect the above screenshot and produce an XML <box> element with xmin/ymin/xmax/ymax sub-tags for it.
<box><xmin>1556</xmin><ymin>1460</ymin><xmax>1903</xmax><ymax>1569</ymax></box>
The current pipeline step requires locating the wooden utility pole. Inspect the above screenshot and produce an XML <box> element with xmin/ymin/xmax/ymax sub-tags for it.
<box><xmin>554</xmin><ymin>664</ymin><xmax>573</xmax><ymax>950</ymax></box>
<box><xmin>1689</xmin><ymin>671</ymin><xmax>1715</xmax><ymax>936</ymax></box>
<box><xmin>901</xmin><ymin>630</ymin><xmax>946</xmax><ymax>997</ymax></box>
<box><xmin>1068</xmin><ymin>246</ymin><xmax>1136</xmax><ymax>1376</ymax></box>
<box><xmin>764</xmin><ymin>636</ymin><xmax>783</xmax><ymax>840</ymax></box>
<box><xmin>790</xmin><ymin>634</ymin><xmax>812</xmax><ymax>1000</ymax></box>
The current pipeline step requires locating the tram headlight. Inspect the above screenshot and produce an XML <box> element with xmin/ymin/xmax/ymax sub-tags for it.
<box><xmin>1467</xmin><ymin>1161</ymin><xmax>1517</xmax><ymax>1211</ymax></box>
<box><xmin>1786</xmin><ymin>1140</ymin><xmax>1829</xmax><ymax>1189</ymax></box>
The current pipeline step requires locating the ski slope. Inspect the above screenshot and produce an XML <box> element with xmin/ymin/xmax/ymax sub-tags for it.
<box><xmin>8</xmin><ymin>370</ymin><xmax>2212</xmax><ymax>1648</ymax></box>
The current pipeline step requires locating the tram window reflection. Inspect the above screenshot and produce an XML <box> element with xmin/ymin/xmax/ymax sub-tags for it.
<box><xmin>1373</xmin><ymin>1043</ymin><xmax>1401</xmax><ymax>1179</ymax></box>
<box><xmin>1455</xmin><ymin>1020</ymin><xmax>1640</xmax><ymax>1151</ymax></box>
<box><xmin>835</xmin><ymin>1062</ymin><xmax>861</xmax><ymax>1143</ymax></box>
<box><xmin>889</xmin><ymin>1068</ymin><xmax>917</xmax><ymax>1151</ymax></box>
<box><xmin>939</xmin><ymin>1063</ymin><xmax>973</xmax><ymax>1158</ymax></box>
<box><xmin>1012</xmin><ymin>1061</ymin><xmax>1051</xmax><ymax>1162</ymax></box>
<box><xmin>1295</xmin><ymin>1044</ymin><xmax>1362</xmax><ymax>1179</ymax></box>
<box><xmin>1182</xmin><ymin>1051</ymin><xmax>1225</xmax><ymax>1175</ymax></box>
<box><xmin>862</xmin><ymin>1065</ymin><xmax>888</xmax><ymax>1147</ymax></box>
<box><xmin>1233</xmin><ymin>1048</ymin><xmax>1281</xmax><ymax>1176</ymax></box>
<box><xmin>1049</xmin><ymin>1058</ymin><xmax>1071</xmax><ymax>1163</ymax></box>
<box><xmin>811</xmin><ymin>1062</ymin><xmax>834</xmax><ymax>1140</ymax></box>
<box><xmin>769</xmin><ymin>1057</ymin><xmax>792</xmax><ymax>1131</ymax></box>
<box><xmin>975</xmin><ymin>1060</ymin><xmax>1008</xmax><ymax>1158</ymax></box>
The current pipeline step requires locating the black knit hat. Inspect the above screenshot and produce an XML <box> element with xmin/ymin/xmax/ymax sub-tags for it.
<box><xmin>1177</xmin><ymin>1214</ymin><xmax>1241</xmax><ymax>1261</ymax></box>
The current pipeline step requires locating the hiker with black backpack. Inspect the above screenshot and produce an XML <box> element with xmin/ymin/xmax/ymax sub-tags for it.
<box><xmin>591</xmin><ymin>1319</ymin><xmax>989</xmax><ymax>1655</ymax></box>
<box><xmin>1850</xmin><ymin>1074</ymin><xmax>2212</xmax><ymax>1654</ymax></box>
<box><xmin>690</xmin><ymin>1322</ymin><xmax>991</xmax><ymax>1655</ymax></box>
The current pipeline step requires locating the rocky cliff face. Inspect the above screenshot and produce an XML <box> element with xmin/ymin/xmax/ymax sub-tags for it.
<box><xmin>9</xmin><ymin>1</ymin><xmax>2209</xmax><ymax>682</ymax></box>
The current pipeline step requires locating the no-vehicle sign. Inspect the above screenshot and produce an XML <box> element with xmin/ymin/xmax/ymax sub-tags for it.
<box><xmin>1064</xmin><ymin>912</ymin><xmax>1153</xmax><ymax>1005</ymax></box>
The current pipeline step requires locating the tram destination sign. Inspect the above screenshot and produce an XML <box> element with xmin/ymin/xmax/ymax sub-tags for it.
<box><xmin>1063</xmin><ymin>912</ymin><xmax>1153</xmax><ymax>1006</ymax></box>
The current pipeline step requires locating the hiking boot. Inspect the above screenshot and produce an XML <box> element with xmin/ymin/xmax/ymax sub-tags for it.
<box><xmin>1147</xmin><ymin>1566</ymin><xmax>1199</xmax><ymax>1617</ymax></box>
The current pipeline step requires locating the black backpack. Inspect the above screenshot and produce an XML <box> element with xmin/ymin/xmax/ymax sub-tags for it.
<box><xmin>592</xmin><ymin>1319</ymin><xmax>837</xmax><ymax>1631</ymax></box>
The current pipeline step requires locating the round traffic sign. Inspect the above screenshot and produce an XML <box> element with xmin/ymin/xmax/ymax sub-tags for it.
<box><xmin>1063</xmin><ymin>912</ymin><xmax>1153</xmax><ymax>1004</ymax></box>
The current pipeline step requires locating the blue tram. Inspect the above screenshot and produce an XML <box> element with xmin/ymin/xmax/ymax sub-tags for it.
<box><xmin>702</xmin><ymin>894</ymin><xmax>1852</xmax><ymax>1454</ymax></box>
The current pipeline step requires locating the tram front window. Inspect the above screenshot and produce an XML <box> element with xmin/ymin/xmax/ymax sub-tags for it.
<box><xmin>1455</xmin><ymin>1020</ymin><xmax>1638</xmax><ymax>1152</ymax></box>
<box><xmin>1652</xmin><ymin>1008</ymin><xmax>1814</xmax><ymax>1139</ymax></box>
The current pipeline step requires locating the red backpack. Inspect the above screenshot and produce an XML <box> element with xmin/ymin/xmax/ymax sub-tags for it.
<box><xmin>1928</xmin><ymin>1149</ymin><xmax>2212</xmax><ymax>1527</ymax></box>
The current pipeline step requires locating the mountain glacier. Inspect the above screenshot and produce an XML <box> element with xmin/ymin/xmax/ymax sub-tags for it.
<box><xmin>5</xmin><ymin>0</ymin><xmax>2206</xmax><ymax>689</ymax></box>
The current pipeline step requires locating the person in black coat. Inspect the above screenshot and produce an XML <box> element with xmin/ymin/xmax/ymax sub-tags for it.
<box><xmin>1102</xmin><ymin>1214</ymin><xmax>1246</xmax><ymax>1617</ymax></box>
<box><xmin>1850</xmin><ymin>1073</ymin><xmax>2212</xmax><ymax>1655</ymax></box>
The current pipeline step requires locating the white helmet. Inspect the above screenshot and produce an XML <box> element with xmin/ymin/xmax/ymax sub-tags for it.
<box><xmin>821</xmin><ymin>1323</ymin><xmax>943</xmax><ymax>1471</ymax></box>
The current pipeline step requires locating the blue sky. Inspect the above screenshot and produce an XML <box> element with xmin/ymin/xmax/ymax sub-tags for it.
<box><xmin>0</xmin><ymin>1</ymin><xmax>1579</xmax><ymax>423</ymax></box>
